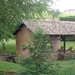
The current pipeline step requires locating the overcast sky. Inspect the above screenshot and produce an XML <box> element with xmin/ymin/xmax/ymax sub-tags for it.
<box><xmin>52</xmin><ymin>0</ymin><xmax>75</xmax><ymax>12</ymax></box>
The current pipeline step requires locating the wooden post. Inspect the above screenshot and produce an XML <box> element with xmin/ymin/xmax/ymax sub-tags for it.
<box><xmin>2</xmin><ymin>43</ymin><xmax>5</xmax><ymax>53</ymax></box>
<box><xmin>63</xmin><ymin>38</ymin><xmax>66</xmax><ymax>53</ymax></box>
<box><xmin>61</xmin><ymin>35</ymin><xmax>67</xmax><ymax>53</ymax></box>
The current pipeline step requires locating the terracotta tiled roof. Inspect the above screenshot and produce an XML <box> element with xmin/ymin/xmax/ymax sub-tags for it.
<box><xmin>23</xmin><ymin>20</ymin><xmax>75</xmax><ymax>35</ymax></box>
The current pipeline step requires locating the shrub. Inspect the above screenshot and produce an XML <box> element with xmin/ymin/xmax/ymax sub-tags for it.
<box><xmin>59</xmin><ymin>16</ymin><xmax>75</xmax><ymax>21</ymax></box>
<box><xmin>19</xmin><ymin>28</ymin><xmax>59</xmax><ymax>75</ymax></box>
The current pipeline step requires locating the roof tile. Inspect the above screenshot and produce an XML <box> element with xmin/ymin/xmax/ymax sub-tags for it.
<box><xmin>22</xmin><ymin>20</ymin><xmax>75</xmax><ymax>35</ymax></box>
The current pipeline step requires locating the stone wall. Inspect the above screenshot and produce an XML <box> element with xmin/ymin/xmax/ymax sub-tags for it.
<box><xmin>57</xmin><ymin>51</ymin><xmax>75</xmax><ymax>60</ymax></box>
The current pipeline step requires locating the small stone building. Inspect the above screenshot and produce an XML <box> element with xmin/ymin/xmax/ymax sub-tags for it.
<box><xmin>13</xmin><ymin>20</ymin><xmax>75</xmax><ymax>57</ymax></box>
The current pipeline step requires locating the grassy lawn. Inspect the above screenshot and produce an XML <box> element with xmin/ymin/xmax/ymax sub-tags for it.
<box><xmin>61</xmin><ymin>41</ymin><xmax>75</xmax><ymax>50</ymax></box>
<box><xmin>0</xmin><ymin>60</ymin><xmax>75</xmax><ymax>75</ymax></box>
<box><xmin>0</xmin><ymin>40</ymin><xmax>75</xmax><ymax>54</ymax></box>
<box><xmin>0</xmin><ymin>61</ymin><xmax>23</xmax><ymax>72</ymax></box>
<box><xmin>0</xmin><ymin>39</ymin><xmax>16</xmax><ymax>54</ymax></box>
<box><xmin>56</xmin><ymin>60</ymin><xmax>75</xmax><ymax>75</ymax></box>
<box><xmin>0</xmin><ymin>40</ymin><xmax>75</xmax><ymax>74</ymax></box>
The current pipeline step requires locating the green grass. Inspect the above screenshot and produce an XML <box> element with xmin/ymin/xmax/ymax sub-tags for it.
<box><xmin>0</xmin><ymin>40</ymin><xmax>75</xmax><ymax>74</ymax></box>
<box><xmin>61</xmin><ymin>41</ymin><xmax>75</xmax><ymax>50</ymax></box>
<box><xmin>0</xmin><ymin>40</ymin><xmax>75</xmax><ymax>54</ymax></box>
<box><xmin>0</xmin><ymin>60</ymin><xmax>75</xmax><ymax>75</ymax></box>
<box><xmin>59</xmin><ymin>13</ymin><xmax>75</xmax><ymax>17</ymax></box>
<box><xmin>0</xmin><ymin>39</ymin><xmax>16</xmax><ymax>54</ymax></box>
<box><xmin>0</xmin><ymin>61</ymin><xmax>23</xmax><ymax>72</ymax></box>
<box><xmin>55</xmin><ymin>60</ymin><xmax>75</xmax><ymax>75</ymax></box>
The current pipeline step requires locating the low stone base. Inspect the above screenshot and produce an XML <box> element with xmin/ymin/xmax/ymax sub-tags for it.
<box><xmin>46</xmin><ymin>51</ymin><xmax>75</xmax><ymax>61</ymax></box>
<box><xmin>57</xmin><ymin>51</ymin><xmax>75</xmax><ymax>60</ymax></box>
<box><xmin>0</xmin><ymin>53</ymin><xmax>10</xmax><ymax>61</ymax></box>
<box><xmin>0</xmin><ymin>53</ymin><xmax>16</xmax><ymax>63</ymax></box>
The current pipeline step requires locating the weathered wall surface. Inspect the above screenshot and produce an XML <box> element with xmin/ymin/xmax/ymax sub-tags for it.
<box><xmin>50</xmin><ymin>35</ymin><xmax>60</xmax><ymax>51</ymax></box>
<box><xmin>16</xmin><ymin>25</ymin><xmax>31</xmax><ymax>57</ymax></box>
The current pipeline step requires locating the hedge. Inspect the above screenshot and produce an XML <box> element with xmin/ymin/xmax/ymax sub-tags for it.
<box><xmin>59</xmin><ymin>16</ymin><xmax>75</xmax><ymax>21</ymax></box>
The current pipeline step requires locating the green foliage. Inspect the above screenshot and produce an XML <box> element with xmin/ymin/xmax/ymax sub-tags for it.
<box><xmin>57</xmin><ymin>60</ymin><xmax>75</xmax><ymax>75</ymax></box>
<box><xmin>0</xmin><ymin>72</ymin><xmax>5</xmax><ymax>75</ymax></box>
<box><xmin>61</xmin><ymin>36</ymin><xmax>75</xmax><ymax>44</ymax></box>
<box><xmin>59</xmin><ymin>13</ymin><xmax>75</xmax><ymax>21</ymax></box>
<box><xmin>31</xmin><ymin>28</ymin><xmax>51</xmax><ymax>53</ymax></box>
<box><xmin>19</xmin><ymin>28</ymin><xmax>59</xmax><ymax>75</ymax></box>
<box><xmin>0</xmin><ymin>60</ymin><xmax>24</xmax><ymax>75</ymax></box>
<box><xmin>59</xmin><ymin>13</ymin><xmax>75</xmax><ymax>17</ymax></box>
<box><xmin>0</xmin><ymin>39</ymin><xmax>16</xmax><ymax>54</ymax></box>
<box><xmin>49</xmin><ymin>9</ymin><xmax>61</xmax><ymax>20</ymax></box>
<box><xmin>0</xmin><ymin>0</ymin><xmax>54</xmax><ymax>42</ymax></box>
<box><xmin>66</xmin><ymin>36</ymin><xmax>75</xmax><ymax>41</ymax></box>
<box><xmin>24</xmin><ymin>28</ymin><xmax>51</xmax><ymax>61</ymax></box>
<box><xmin>61</xmin><ymin>41</ymin><xmax>75</xmax><ymax>50</ymax></box>
<box><xmin>19</xmin><ymin>60</ymin><xmax>59</xmax><ymax>75</ymax></box>
<box><xmin>59</xmin><ymin>16</ymin><xmax>75</xmax><ymax>21</ymax></box>
<box><xmin>1</xmin><ymin>58</ymin><xmax>75</xmax><ymax>75</ymax></box>
<box><xmin>0</xmin><ymin>61</ymin><xmax>23</xmax><ymax>72</ymax></box>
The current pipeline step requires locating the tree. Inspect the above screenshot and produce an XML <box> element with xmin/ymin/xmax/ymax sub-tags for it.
<box><xmin>0</xmin><ymin>0</ymin><xmax>54</xmax><ymax>42</ymax></box>
<box><xmin>0</xmin><ymin>0</ymin><xmax>54</xmax><ymax>53</ymax></box>
<box><xmin>50</xmin><ymin>9</ymin><xmax>60</xmax><ymax>20</ymax></box>
<box><xmin>19</xmin><ymin>28</ymin><xmax>58</xmax><ymax>75</ymax></box>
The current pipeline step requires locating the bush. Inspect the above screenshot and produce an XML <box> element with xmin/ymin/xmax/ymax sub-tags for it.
<box><xmin>0</xmin><ymin>72</ymin><xmax>5</xmax><ymax>75</ymax></box>
<box><xmin>59</xmin><ymin>16</ymin><xmax>75</xmax><ymax>21</ymax></box>
<box><xmin>19</xmin><ymin>28</ymin><xmax>59</xmax><ymax>75</ymax></box>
